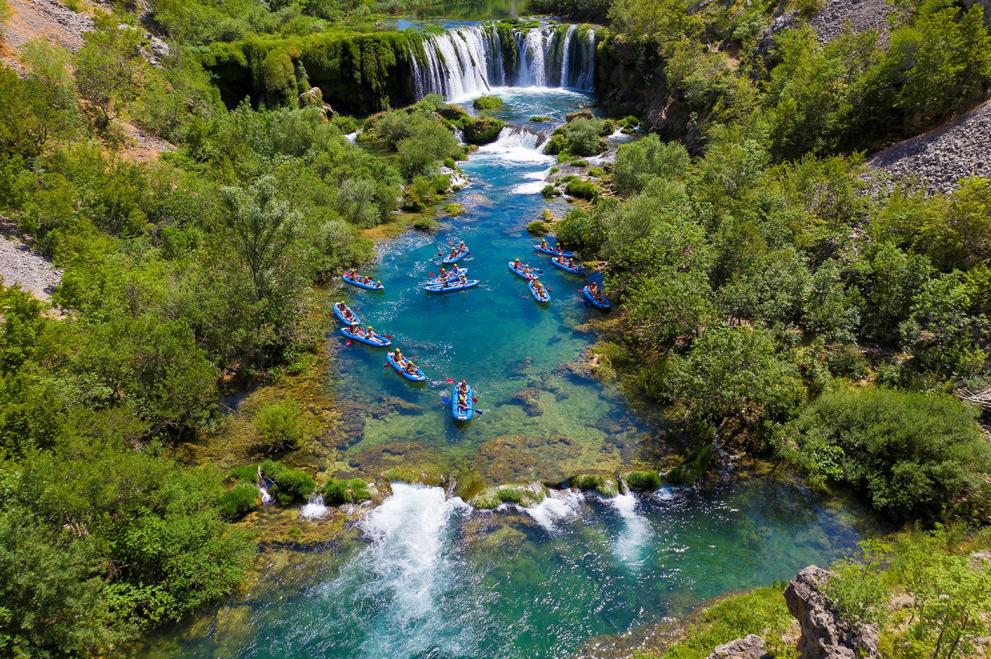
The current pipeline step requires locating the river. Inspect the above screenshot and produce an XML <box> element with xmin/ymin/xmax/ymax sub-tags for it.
<box><xmin>156</xmin><ymin>35</ymin><xmax>872</xmax><ymax>659</ymax></box>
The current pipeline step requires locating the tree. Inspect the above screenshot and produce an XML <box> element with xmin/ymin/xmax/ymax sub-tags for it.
<box><xmin>626</xmin><ymin>268</ymin><xmax>716</xmax><ymax>350</ymax></box>
<box><xmin>613</xmin><ymin>134</ymin><xmax>690</xmax><ymax>196</ymax></box>
<box><xmin>73</xmin><ymin>21</ymin><xmax>146</xmax><ymax>128</ymax></box>
<box><xmin>664</xmin><ymin>325</ymin><xmax>806</xmax><ymax>427</ymax></box>
<box><xmin>218</xmin><ymin>175</ymin><xmax>304</xmax><ymax>302</ymax></box>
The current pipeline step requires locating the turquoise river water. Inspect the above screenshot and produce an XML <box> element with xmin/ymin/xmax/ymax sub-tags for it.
<box><xmin>160</xmin><ymin>87</ymin><xmax>874</xmax><ymax>657</ymax></box>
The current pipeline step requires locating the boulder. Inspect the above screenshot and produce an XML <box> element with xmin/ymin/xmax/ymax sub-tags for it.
<box><xmin>707</xmin><ymin>634</ymin><xmax>769</xmax><ymax>659</ymax></box>
<box><xmin>784</xmin><ymin>566</ymin><xmax>880</xmax><ymax>659</ymax></box>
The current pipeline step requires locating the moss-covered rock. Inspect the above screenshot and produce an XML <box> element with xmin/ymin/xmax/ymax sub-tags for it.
<box><xmin>569</xmin><ymin>474</ymin><xmax>619</xmax><ymax>497</ymax></box>
<box><xmin>473</xmin><ymin>94</ymin><xmax>505</xmax><ymax>111</ymax></box>
<box><xmin>462</xmin><ymin>116</ymin><xmax>506</xmax><ymax>144</ymax></box>
<box><xmin>382</xmin><ymin>467</ymin><xmax>445</xmax><ymax>486</ymax></box>
<box><xmin>471</xmin><ymin>483</ymin><xmax>546</xmax><ymax>509</ymax></box>
<box><xmin>624</xmin><ymin>470</ymin><xmax>662</xmax><ymax>491</ymax></box>
<box><xmin>322</xmin><ymin>477</ymin><xmax>372</xmax><ymax>504</ymax></box>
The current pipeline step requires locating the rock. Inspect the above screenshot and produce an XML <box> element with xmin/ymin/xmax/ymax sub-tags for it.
<box><xmin>784</xmin><ymin>566</ymin><xmax>880</xmax><ymax>659</ymax></box>
<box><xmin>510</xmin><ymin>388</ymin><xmax>544</xmax><ymax>416</ymax></box>
<box><xmin>299</xmin><ymin>86</ymin><xmax>324</xmax><ymax>109</ymax></box>
<box><xmin>565</xmin><ymin>108</ymin><xmax>595</xmax><ymax>122</ymax></box>
<box><xmin>707</xmin><ymin>634</ymin><xmax>769</xmax><ymax>659</ymax></box>
<box><xmin>0</xmin><ymin>221</ymin><xmax>62</xmax><ymax>302</ymax></box>
<box><xmin>809</xmin><ymin>0</ymin><xmax>898</xmax><ymax>46</ymax></box>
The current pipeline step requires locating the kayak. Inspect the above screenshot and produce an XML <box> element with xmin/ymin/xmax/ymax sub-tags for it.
<box><xmin>442</xmin><ymin>249</ymin><xmax>469</xmax><ymax>265</ymax></box>
<box><xmin>424</xmin><ymin>279</ymin><xmax>479</xmax><ymax>293</ymax></box>
<box><xmin>549</xmin><ymin>258</ymin><xmax>585</xmax><ymax>275</ymax></box>
<box><xmin>529</xmin><ymin>279</ymin><xmax>551</xmax><ymax>303</ymax></box>
<box><xmin>507</xmin><ymin>261</ymin><xmax>541</xmax><ymax>280</ymax></box>
<box><xmin>583</xmin><ymin>285</ymin><xmax>611</xmax><ymax>310</ymax></box>
<box><xmin>534</xmin><ymin>244</ymin><xmax>575</xmax><ymax>258</ymax></box>
<box><xmin>387</xmin><ymin>352</ymin><xmax>427</xmax><ymax>382</ymax></box>
<box><xmin>451</xmin><ymin>384</ymin><xmax>474</xmax><ymax>423</ymax></box>
<box><xmin>342</xmin><ymin>275</ymin><xmax>384</xmax><ymax>291</ymax></box>
<box><xmin>332</xmin><ymin>302</ymin><xmax>361</xmax><ymax>325</ymax></box>
<box><xmin>339</xmin><ymin>327</ymin><xmax>391</xmax><ymax>347</ymax></box>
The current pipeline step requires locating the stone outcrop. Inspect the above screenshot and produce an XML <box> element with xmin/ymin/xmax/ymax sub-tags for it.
<box><xmin>784</xmin><ymin>566</ymin><xmax>880</xmax><ymax>659</ymax></box>
<box><xmin>707</xmin><ymin>634</ymin><xmax>769</xmax><ymax>659</ymax></box>
<box><xmin>0</xmin><ymin>219</ymin><xmax>61</xmax><ymax>301</ymax></box>
<box><xmin>867</xmin><ymin>98</ymin><xmax>991</xmax><ymax>194</ymax></box>
<box><xmin>809</xmin><ymin>0</ymin><xmax>897</xmax><ymax>45</ymax></box>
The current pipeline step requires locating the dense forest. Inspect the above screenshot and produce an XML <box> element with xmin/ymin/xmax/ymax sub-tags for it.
<box><xmin>0</xmin><ymin>0</ymin><xmax>990</xmax><ymax>654</ymax></box>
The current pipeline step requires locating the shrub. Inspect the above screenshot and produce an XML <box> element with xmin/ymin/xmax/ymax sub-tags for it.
<box><xmin>624</xmin><ymin>470</ymin><xmax>662</xmax><ymax>491</ymax></box>
<box><xmin>217</xmin><ymin>484</ymin><xmax>260</xmax><ymax>521</ymax></box>
<box><xmin>472</xmin><ymin>95</ymin><xmax>504</xmax><ymax>111</ymax></box>
<box><xmin>529</xmin><ymin>115</ymin><xmax>552</xmax><ymax>122</ymax></box>
<box><xmin>775</xmin><ymin>386</ymin><xmax>991</xmax><ymax>520</ymax></box>
<box><xmin>322</xmin><ymin>478</ymin><xmax>371</xmax><ymax>504</ymax></box>
<box><xmin>527</xmin><ymin>220</ymin><xmax>550</xmax><ymax>235</ymax></box>
<box><xmin>541</xmin><ymin>184</ymin><xmax>558</xmax><ymax>197</ymax></box>
<box><xmin>253</xmin><ymin>400</ymin><xmax>307</xmax><ymax>455</ymax></box>
<box><xmin>565</xmin><ymin>180</ymin><xmax>599</xmax><ymax>200</ymax></box>
<box><xmin>666</xmin><ymin>444</ymin><xmax>715</xmax><ymax>485</ymax></box>
<box><xmin>569</xmin><ymin>474</ymin><xmax>618</xmax><ymax>496</ymax></box>
<box><xmin>555</xmin><ymin>206</ymin><xmax>607</xmax><ymax>255</ymax></box>
<box><xmin>613</xmin><ymin>134</ymin><xmax>690</xmax><ymax>195</ymax></box>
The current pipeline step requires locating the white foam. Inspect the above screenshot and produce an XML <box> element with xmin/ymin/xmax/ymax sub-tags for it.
<box><xmin>607</xmin><ymin>493</ymin><xmax>652</xmax><ymax>567</ymax></box>
<box><xmin>259</xmin><ymin>486</ymin><xmax>273</xmax><ymax>505</ymax></box>
<box><xmin>512</xmin><ymin>180</ymin><xmax>547</xmax><ymax>195</ymax></box>
<box><xmin>300</xmin><ymin>493</ymin><xmax>329</xmax><ymax>520</ymax></box>
<box><xmin>344</xmin><ymin>131</ymin><xmax>359</xmax><ymax>144</ymax></box>
<box><xmin>524</xmin><ymin>488</ymin><xmax>583</xmax><ymax>533</ymax></box>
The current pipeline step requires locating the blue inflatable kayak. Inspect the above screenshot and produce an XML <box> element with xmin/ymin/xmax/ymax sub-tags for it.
<box><xmin>508</xmin><ymin>261</ymin><xmax>541</xmax><ymax>280</ymax></box>
<box><xmin>387</xmin><ymin>352</ymin><xmax>426</xmax><ymax>382</ymax></box>
<box><xmin>451</xmin><ymin>383</ymin><xmax>474</xmax><ymax>423</ymax></box>
<box><xmin>583</xmin><ymin>285</ymin><xmax>611</xmax><ymax>310</ymax></box>
<box><xmin>332</xmin><ymin>302</ymin><xmax>361</xmax><ymax>325</ymax></box>
<box><xmin>549</xmin><ymin>258</ymin><xmax>585</xmax><ymax>275</ymax></box>
<box><xmin>342</xmin><ymin>275</ymin><xmax>384</xmax><ymax>291</ymax></box>
<box><xmin>339</xmin><ymin>327</ymin><xmax>391</xmax><ymax>347</ymax></box>
<box><xmin>534</xmin><ymin>244</ymin><xmax>575</xmax><ymax>258</ymax></box>
<box><xmin>529</xmin><ymin>279</ymin><xmax>550</xmax><ymax>303</ymax></box>
<box><xmin>442</xmin><ymin>249</ymin><xmax>469</xmax><ymax>265</ymax></box>
<box><xmin>429</xmin><ymin>269</ymin><xmax>469</xmax><ymax>285</ymax></box>
<box><xmin>424</xmin><ymin>279</ymin><xmax>479</xmax><ymax>293</ymax></box>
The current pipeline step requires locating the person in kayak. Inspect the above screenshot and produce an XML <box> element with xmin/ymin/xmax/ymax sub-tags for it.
<box><xmin>392</xmin><ymin>348</ymin><xmax>405</xmax><ymax>366</ymax></box>
<box><xmin>437</xmin><ymin>267</ymin><xmax>448</xmax><ymax>281</ymax></box>
<box><xmin>539</xmin><ymin>239</ymin><xmax>549</xmax><ymax>250</ymax></box>
<box><xmin>404</xmin><ymin>359</ymin><xmax>420</xmax><ymax>375</ymax></box>
<box><xmin>457</xmin><ymin>391</ymin><xmax>469</xmax><ymax>411</ymax></box>
<box><xmin>532</xmin><ymin>279</ymin><xmax>547</xmax><ymax>298</ymax></box>
<box><xmin>366</xmin><ymin>325</ymin><xmax>378</xmax><ymax>340</ymax></box>
<box><xmin>451</xmin><ymin>265</ymin><xmax>463</xmax><ymax>276</ymax></box>
<box><xmin>513</xmin><ymin>258</ymin><xmax>523</xmax><ymax>269</ymax></box>
<box><xmin>554</xmin><ymin>255</ymin><xmax>575</xmax><ymax>269</ymax></box>
<box><xmin>457</xmin><ymin>273</ymin><xmax>468</xmax><ymax>285</ymax></box>
<box><xmin>335</xmin><ymin>302</ymin><xmax>355</xmax><ymax>322</ymax></box>
<box><xmin>587</xmin><ymin>282</ymin><xmax>604</xmax><ymax>302</ymax></box>
<box><xmin>348</xmin><ymin>323</ymin><xmax>365</xmax><ymax>337</ymax></box>
<box><xmin>457</xmin><ymin>379</ymin><xmax>469</xmax><ymax>396</ymax></box>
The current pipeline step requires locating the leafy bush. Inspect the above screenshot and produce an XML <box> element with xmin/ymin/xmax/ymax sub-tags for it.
<box><xmin>217</xmin><ymin>484</ymin><xmax>260</xmax><ymax>521</ymax></box>
<box><xmin>775</xmin><ymin>386</ymin><xmax>991</xmax><ymax>520</ymax></box>
<box><xmin>266</xmin><ymin>464</ymin><xmax>315</xmax><ymax>504</ymax></box>
<box><xmin>253</xmin><ymin>399</ymin><xmax>308</xmax><ymax>455</ymax></box>
<box><xmin>322</xmin><ymin>478</ymin><xmax>371</xmax><ymax>504</ymax></box>
<box><xmin>555</xmin><ymin>206</ymin><xmax>607</xmax><ymax>255</ymax></box>
<box><xmin>461</xmin><ymin>116</ymin><xmax>505</xmax><ymax>144</ymax></box>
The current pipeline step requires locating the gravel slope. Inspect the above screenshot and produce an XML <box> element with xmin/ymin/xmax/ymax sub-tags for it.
<box><xmin>867</xmin><ymin>99</ymin><xmax>991</xmax><ymax>194</ymax></box>
<box><xmin>0</xmin><ymin>232</ymin><xmax>61</xmax><ymax>301</ymax></box>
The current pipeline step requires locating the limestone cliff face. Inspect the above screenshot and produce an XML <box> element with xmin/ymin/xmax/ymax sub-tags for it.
<box><xmin>783</xmin><ymin>565</ymin><xmax>880</xmax><ymax>659</ymax></box>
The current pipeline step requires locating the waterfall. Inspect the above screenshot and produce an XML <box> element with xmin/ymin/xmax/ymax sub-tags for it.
<box><xmin>560</xmin><ymin>25</ymin><xmax>577</xmax><ymax>88</ymax></box>
<box><xmin>413</xmin><ymin>24</ymin><xmax>596</xmax><ymax>100</ymax></box>
<box><xmin>476</xmin><ymin>126</ymin><xmax>554</xmax><ymax>163</ymax></box>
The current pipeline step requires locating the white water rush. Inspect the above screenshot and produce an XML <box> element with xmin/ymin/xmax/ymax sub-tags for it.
<box><xmin>412</xmin><ymin>24</ymin><xmax>597</xmax><ymax>100</ymax></box>
<box><xmin>607</xmin><ymin>492</ymin><xmax>652</xmax><ymax>568</ymax></box>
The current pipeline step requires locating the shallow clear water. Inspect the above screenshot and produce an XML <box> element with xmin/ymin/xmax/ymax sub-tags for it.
<box><xmin>158</xmin><ymin>88</ymin><xmax>871</xmax><ymax>657</ymax></box>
